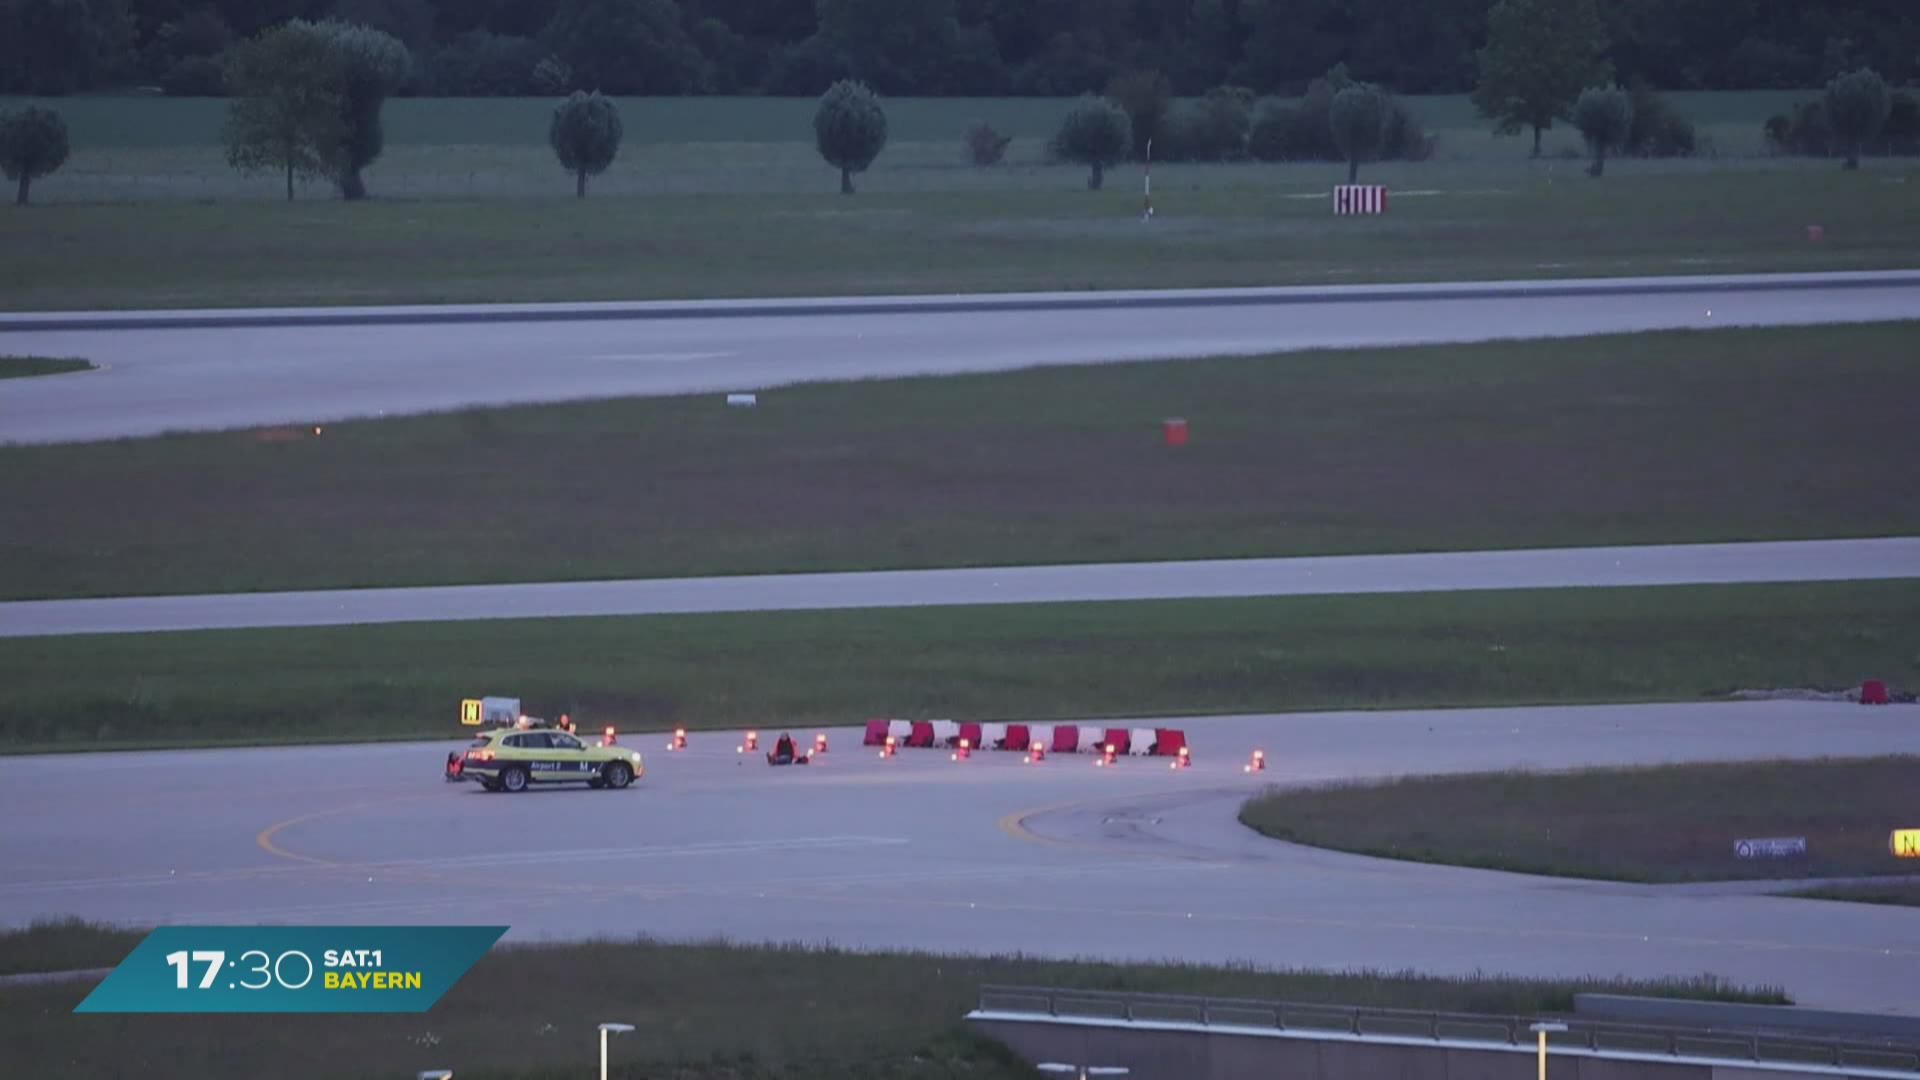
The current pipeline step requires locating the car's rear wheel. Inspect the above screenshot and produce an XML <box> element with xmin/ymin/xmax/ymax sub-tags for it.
<box><xmin>601</xmin><ymin>761</ymin><xmax>633</xmax><ymax>790</ymax></box>
<box><xmin>499</xmin><ymin>766</ymin><xmax>529</xmax><ymax>792</ymax></box>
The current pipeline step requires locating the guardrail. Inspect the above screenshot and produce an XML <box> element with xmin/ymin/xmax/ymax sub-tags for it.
<box><xmin>972</xmin><ymin>986</ymin><xmax>1920</xmax><ymax>1075</ymax></box>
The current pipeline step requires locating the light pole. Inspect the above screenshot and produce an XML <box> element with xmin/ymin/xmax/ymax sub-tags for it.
<box><xmin>598</xmin><ymin>1022</ymin><xmax>634</xmax><ymax>1080</ymax></box>
<box><xmin>1530</xmin><ymin>1021</ymin><xmax>1568</xmax><ymax>1080</ymax></box>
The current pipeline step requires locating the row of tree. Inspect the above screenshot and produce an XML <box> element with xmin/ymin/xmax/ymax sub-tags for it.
<box><xmin>4</xmin><ymin>60</ymin><xmax>1906</xmax><ymax>207</ymax></box>
<box><xmin>3</xmin><ymin>0</ymin><xmax>1917</xmax><ymax>100</ymax></box>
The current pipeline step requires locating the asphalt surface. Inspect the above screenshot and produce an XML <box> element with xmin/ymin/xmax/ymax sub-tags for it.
<box><xmin>4</xmin><ymin>272</ymin><xmax>1919</xmax><ymax>444</ymax></box>
<box><xmin>5</xmin><ymin>701</ymin><xmax>1917</xmax><ymax>1013</ymax></box>
<box><xmin>3</xmin><ymin>537</ymin><xmax>1917</xmax><ymax>637</ymax></box>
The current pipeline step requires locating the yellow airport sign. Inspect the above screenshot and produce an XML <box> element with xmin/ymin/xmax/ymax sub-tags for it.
<box><xmin>1893</xmin><ymin>829</ymin><xmax>1920</xmax><ymax>858</ymax></box>
<box><xmin>460</xmin><ymin>698</ymin><xmax>482</xmax><ymax>725</ymax></box>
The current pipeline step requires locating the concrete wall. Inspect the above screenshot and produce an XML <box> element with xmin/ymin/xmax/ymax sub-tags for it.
<box><xmin>966</xmin><ymin>1015</ymin><xmax>1879</xmax><ymax>1080</ymax></box>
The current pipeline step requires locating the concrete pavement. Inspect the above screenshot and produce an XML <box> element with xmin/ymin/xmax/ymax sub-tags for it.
<box><xmin>4</xmin><ymin>272</ymin><xmax>1918</xmax><ymax>444</ymax></box>
<box><xmin>4</xmin><ymin>701</ymin><xmax>1915</xmax><ymax>1013</ymax></box>
<box><xmin>5</xmin><ymin>270</ymin><xmax>1919</xmax><ymax>329</ymax></box>
<box><xmin>3</xmin><ymin>537</ymin><xmax>1915</xmax><ymax>637</ymax></box>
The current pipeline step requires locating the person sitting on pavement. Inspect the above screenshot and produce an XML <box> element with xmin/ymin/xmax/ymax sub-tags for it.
<box><xmin>771</xmin><ymin>733</ymin><xmax>797</xmax><ymax>764</ymax></box>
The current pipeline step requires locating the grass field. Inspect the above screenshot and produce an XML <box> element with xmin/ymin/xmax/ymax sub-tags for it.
<box><xmin>0</xmin><ymin>89</ymin><xmax>1825</xmax><ymax>202</ymax></box>
<box><xmin>1786</xmin><ymin>882</ymin><xmax>1920</xmax><ymax>906</ymax></box>
<box><xmin>4</xmin><ymin>580</ymin><xmax>1916</xmax><ymax>751</ymax></box>
<box><xmin>4</xmin><ymin>165</ymin><xmax>1915</xmax><ymax>309</ymax></box>
<box><xmin>2</xmin><ymin>89</ymin><xmax>1910</xmax><ymax>307</ymax></box>
<box><xmin>5</xmin><ymin>322</ymin><xmax>1916</xmax><ymax>600</ymax></box>
<box><xmin>0</xmin><ymin>356</ymin><xmax>93</xmax><ymax>379</ymax></box>
<box><xmin>1239</xmin><ymin>756</ymin><xmax>1920</xmax><ymax>883</ymax></box>
<box><xmin>0</xmin><ymin>919</ymin><xmax>1788</xmax><ymax>1080</ymax></box>
<box><xmin>0</xmin><ymin>90</ymin><xmax>1821</xmax><ymax>150</ymax></box>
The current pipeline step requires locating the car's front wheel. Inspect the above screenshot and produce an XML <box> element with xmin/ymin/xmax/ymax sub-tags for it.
<box><xmin>601</xmin><ymin>761</ymin><xmax>633</xmax><ymax>790</ymax></box>
<box><xmin>499</xmin><ymin>766</ymin><xmax>529</xmax><ymax>793</ymax></box>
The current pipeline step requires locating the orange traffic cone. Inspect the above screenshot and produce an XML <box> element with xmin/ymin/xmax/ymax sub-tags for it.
<box><xmin>1244</xmin><ymin>749</ymin><xmax>1265</xmax><ymax>772</ymax></box>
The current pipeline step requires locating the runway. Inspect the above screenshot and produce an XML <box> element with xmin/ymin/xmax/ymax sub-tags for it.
<box><xmin>4</xmin><ymin>701</ymin><xmax>1916</xmax><ymax>1013</ymax></box>
<box><xmin>6</xmin><ymin>276</ymin><xmax>1918</xmax><ymax>1016</ymax></box>
<box><xmin>3</xmin><ymin>536</ymin><xmax>1917</xmax><ymax>637</ymax></box>
<box><xmin>3</xmin><ymin>272</ymin><xmax>1918</xmax><ymax>444</ymax></box>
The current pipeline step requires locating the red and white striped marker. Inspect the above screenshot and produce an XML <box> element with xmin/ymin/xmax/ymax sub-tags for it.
<box><xmin>1333</xmin><ymin>185</ymin><xmax>1387</xmax><ymax>215</ymax></box>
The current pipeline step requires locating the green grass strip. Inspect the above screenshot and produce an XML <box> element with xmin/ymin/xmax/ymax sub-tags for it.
<box><xmin>1240</xmin><ymin>756</ymin><xmax>1920</xmax><ymax>883</ymax></box>
<box><xmin>4</xmin><ymin>321</ymin><xmax>1919</xmax><ymax>601</ymax></box>
<box><xmin>5</xmin><ymin>580</ymin><xmax>1916</xmax><ymax>752</ymax></box>
<box><xmin>1783</xmin><ymin>882</ymin><xmax>1920</xmax><ymax>907</ymax></box>
<box><xmin>5</xmin><ymin>168</ymin><xmax>1919</xmax><ymax>311</ymax></box>
<box><xmin>0</xmin><ymin>920</ymin><xmax>1787</xmax><ymax>1080</ymax></box>
<box><xmin>0</xmin><ymin>355</ymin><xmax>93</xmax><ymax>379</ymax></box>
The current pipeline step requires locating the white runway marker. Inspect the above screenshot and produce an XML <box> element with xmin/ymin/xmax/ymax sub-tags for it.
<box><xmin>355</xmin><ymin>835</ymin><xmax>911</xmax><ymax>872</ymax></box>
<box><xmin>583</xmin><ymin>351</ymin><xmax>736</xmax><ymax>362</ymax></box>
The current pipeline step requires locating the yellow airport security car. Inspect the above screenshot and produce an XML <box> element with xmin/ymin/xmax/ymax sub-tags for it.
<box><xmin>455</xmin><ymin>725</ymin><xmax>644</xmax><ymax>792</ymax></box>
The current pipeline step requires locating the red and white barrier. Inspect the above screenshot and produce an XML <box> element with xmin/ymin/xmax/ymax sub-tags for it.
<box><xmin>864</xmin><ymin>719</ymin><xmax>1193</xmax><ymax>760</ymax></box>
<box><xmin>1333</xmin><ymin>185</ymin><xmax>1387</xmax><ymax>215</ymax></box>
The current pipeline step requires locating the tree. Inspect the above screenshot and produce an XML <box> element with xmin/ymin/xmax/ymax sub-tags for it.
<box><xmin>327</xmin><ymin>0</ymin><xmax>434</xmax><ymax>54</ymax></box>
<box><xmin>813</xmin><ymin>78</ymin><xmax>887</xmax><ymax>193</ymax></box>
<box><xmin>0</xmin><ymin>105</ymin><xmax>69</xmax><ymax>205</ymax></box>
<box><xmin>1824</xmin><ymin>67</ymin><xmax>1891</xmax><ymax>170</ymax></box>
<box><xmin>815</xmin><ymin>0</ymin><xmax>963</xmax><ymax>95</ymax></box>
<box><xmin>1571</xmin><ymin>86</ymin><xmax>1632</xmax><ymax>176</ymax></box>
<box><xmin>549</xmin><ymin>90</ymin><xmax>623</xmax><ymax>196</ymax></box>
<box><xmin>1103</xmin><ymin>69</ymin><xmax>1170</xmax><ymax>161</ymax></box>
<box><xmin>539</xmin><ymin>0</ymin><xmax>709</xmax><ymax>95</ymax></box>
<box><xmin>0</xmin><ymin>0</ymin><xmax>106</xmax><ymax>96</ymax></box>
<box><xmin>1327</xmin><ymin>84</ymin><xmax>1386</xmax><ymax>182</ymax></box>
<box><xmin>221</xmin><ymin>22</ymin><xmax>347</xmax><ymax>201</ymax></box>
<box><xmin>1471</xmin><ymin>0</ymin><xmax>1613</xmax><ymax>157</ymax></box>
<box><xmin>304</xmin><ymin>18</ymin><xmax>411</xmax><ymax>200</ymax></box>
<box><xmin>1049</xmin><ymin>93</ymin><xmax>1130</xmax><ymax>189</ymax></box>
